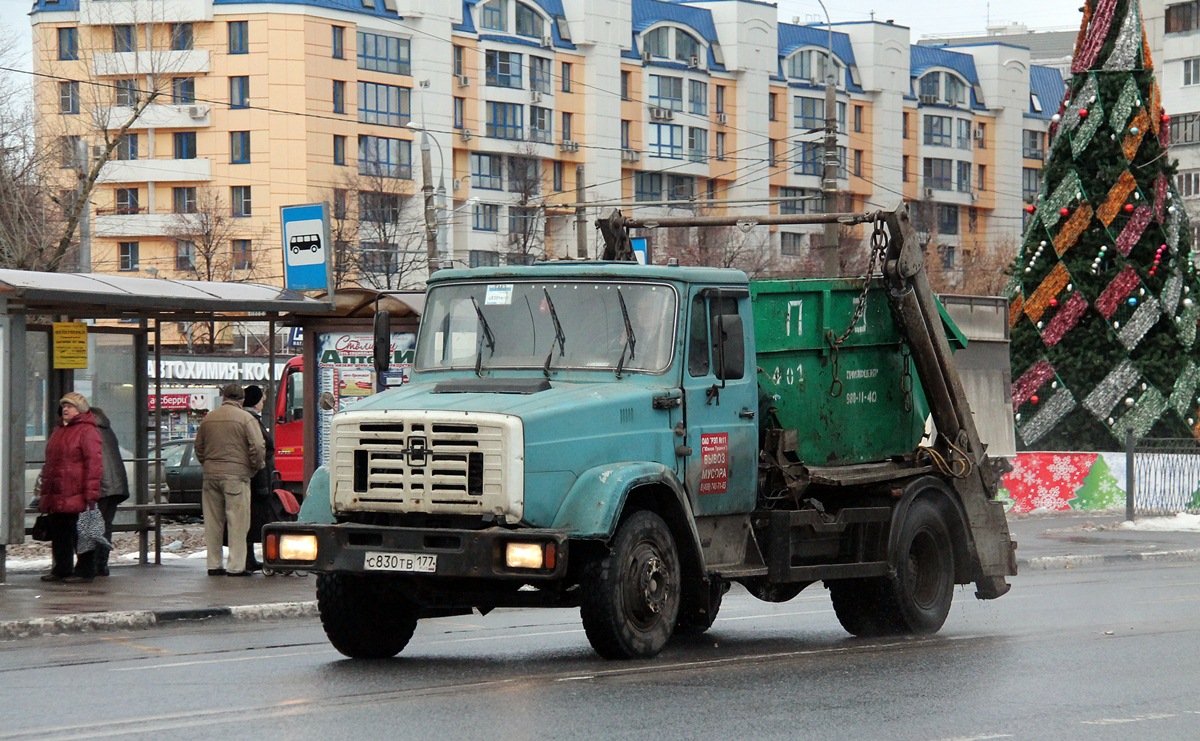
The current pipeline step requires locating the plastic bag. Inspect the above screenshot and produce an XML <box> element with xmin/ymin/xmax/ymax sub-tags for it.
<box><xmin>76</xmin><ymin>506</ymin><xmax>111</xmax><ymax>555</ymax></box>
<box><xmin>31</xmin><ymin>515</ymin><xmax>51</xmax><ymax>542</ymax></box>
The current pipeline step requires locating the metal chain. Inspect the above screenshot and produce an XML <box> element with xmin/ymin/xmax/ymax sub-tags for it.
<box><xmin>827</xmin><ymin>214</ymin><xmax>890</xmax><ymax>397</ymax></box>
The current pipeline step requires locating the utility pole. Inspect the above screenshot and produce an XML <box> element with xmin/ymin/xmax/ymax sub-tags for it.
<box><xmin>818</xmin><ymin>0</ymin><xmax>839</xmax><ymax>277</ymax></box>
<box><xmin>575</xmin><ymin>165</ymin><xmax>587</xmax><ymax>258</ymax></box>
<box><xmin>420</xmin><ymin>133</ymin><xmax>437</xmax><ymax>278</ymax></box>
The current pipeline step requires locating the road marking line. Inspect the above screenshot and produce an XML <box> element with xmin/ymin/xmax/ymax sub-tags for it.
<box><xmin>99</xmin><ymin>636</ymin><xmax>171</xmax><ymax>654</ymax></box>
<box><xmin>1081</xmin><ymin>713</ymin><xmax>1177</xmax><ymax>725</ymax></box>
<box><xmin>110</xmin><ymin>649</ymin><xmax>327</xmax><ymax>671</ymax></box>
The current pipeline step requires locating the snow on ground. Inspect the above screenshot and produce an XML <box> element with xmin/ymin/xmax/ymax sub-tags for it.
<box><xmin>1118</xmin><ymin>513</ymin><xmax>1200</xmax><ymax>532</ymax></box>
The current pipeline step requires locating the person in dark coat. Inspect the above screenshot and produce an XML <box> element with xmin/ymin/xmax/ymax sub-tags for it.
<box><xmin>241</xmin><ymin>384</ymin><xmax>275</xmax><ymax>572</ymax></box>
<box><xmin>89</xmin><ymin>407</ymin><xmax>130</xmax><ymax>576</ymax></box>
<box><xmin>38</xmin><ymin>392</ymin><xmax>104</xmax><ymax>583</ymax></box>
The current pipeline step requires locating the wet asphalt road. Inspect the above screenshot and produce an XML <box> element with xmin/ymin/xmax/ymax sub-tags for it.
<box><xmin>2</xmin><ymin>561</ymin><xmax>1198</xmax><ymax>740</ymax></box>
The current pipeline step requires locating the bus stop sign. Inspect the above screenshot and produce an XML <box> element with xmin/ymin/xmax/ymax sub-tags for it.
<box><xmin>281</xmin><ymin>203</ymin><xmax>332</xmax><ymax>291</ymax></box>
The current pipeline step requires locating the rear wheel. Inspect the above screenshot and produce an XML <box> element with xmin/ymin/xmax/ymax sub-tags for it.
<box><xmin>580</xmin><ymin>510</ymin><xmax>681</xmax><ymax>659</ymax></box>
<box><xmin>828</xmin><ymin>578</ymin><xmax>895</xmax><ymax>636</ymax></box>
<box><xmin>316</xmin><ymin>573</ymin><xmax>419</xmax><ymax>659</ymax></box>
<box><xmin>887</xmin><ymin>499</ymin><xmax>955</xmax><ymax>634</ymax></box>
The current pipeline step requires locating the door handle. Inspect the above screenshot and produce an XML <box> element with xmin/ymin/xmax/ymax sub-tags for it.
<box><xmin>738</xmin><ymin>408</ymin><xmax>756</xmax><ymax>419</ymax></box>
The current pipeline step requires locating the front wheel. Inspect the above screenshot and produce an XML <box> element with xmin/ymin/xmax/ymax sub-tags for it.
<box><xmin>316</xmin><ymin>573</ymin><xmax>419</xmax><ymax>659</ymax></box>
<box><xmin>580</xmin><ymin>510</ymin><xmax>681</xmax><ymax>659</ymax></box>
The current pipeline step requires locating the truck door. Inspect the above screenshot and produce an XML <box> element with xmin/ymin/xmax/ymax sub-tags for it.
<box><xmin>680</xmin><ymin>287</ymin><xmax>757</xmax><ymax>516</ymax></box>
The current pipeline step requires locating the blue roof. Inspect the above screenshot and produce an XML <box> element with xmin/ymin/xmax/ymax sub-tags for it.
<box><xmin>211</xmin><ymin>0</ymin><xmax>403</xmax><ymax>20</ymax></box>
<box><xmin>453</xmin><ymin>0</ymin><xmax>576</xmax><ymax>49</ymax></box>
<box><xmin>777</xmin><ymin>23</ymin><xmax>862</xmax><ymax>93</ymax></box>
<box><xmin>910</xmin><ymin>45</ymin><xmax>987</xmax><ymax>111</ymax></box>
<box><xmin>629</xmin><ymin>0</ymin><xmax>725</xmax><ymax>71</ymax></box>
<box><xmin>1028</xmin><ymin>65</ymin><xmax>1066</xmax><ymax>120</ymax></box>
<box><xmin>32</xmin><ymin>0</ymin><xmax>79</xmax><ymax>11</ymax></box>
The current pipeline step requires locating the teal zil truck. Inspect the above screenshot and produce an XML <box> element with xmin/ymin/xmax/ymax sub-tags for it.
<box><xmin>263</xmin><ymin>207</ymin><xmax>1016</xmax><ymax>660</ymax></box>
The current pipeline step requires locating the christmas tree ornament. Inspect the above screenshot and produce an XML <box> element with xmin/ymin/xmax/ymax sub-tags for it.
<box><xmin>1031</xmin><ymin>395</ymin><xmax>1040</xmax><ymax>404</ymax></box>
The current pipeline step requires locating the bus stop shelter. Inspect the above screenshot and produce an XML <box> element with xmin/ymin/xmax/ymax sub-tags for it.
<box><xmin>0</xmin><ymin>269</ymin><xmax>333</xmax><ymax>581</ymax></box>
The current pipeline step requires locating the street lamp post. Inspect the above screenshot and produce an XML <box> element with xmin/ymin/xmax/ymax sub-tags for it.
<box><xmin>816</xmin><ymin>0</ymin><xmax>840</xmax><ymax>277</ymax></box>
<box><xmin>411</xmin><ymin>123</ymin><xmax>447</xmax><ymax>279</ymax></box>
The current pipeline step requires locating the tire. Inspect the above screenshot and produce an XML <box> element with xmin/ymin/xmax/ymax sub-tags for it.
<box><xmin>675</xmin><ymin>579</ymin><xmax>728</xmax><ymax>637</ymax></box>
<box><xmin>828</xmin><ymin>578</ymin><xmax>894</xmax><ymax>637</ymax></box>
<box><xmin>316</xmin><ymin>573</ymin><xmax>419</xmax><ymax>659</ymax></box>
<box><xmin>580</xmin><ymin>510</ymin><xmax>681</xmax><ymax>659</ymax></box>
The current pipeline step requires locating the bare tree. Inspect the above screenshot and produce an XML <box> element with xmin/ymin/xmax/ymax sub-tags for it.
<box><xmin>323</xmin><ymin>186</ymin><xmax>361</xmax><ymax>289</ymax></box>
<box><xmin>504</xmin><ymin>144</ymin><xmax>547</xmax><ymax>265</ymax></box>
<box><xmin>354</xmin><ymin>169</ymin><xmax>427</xmax><ymax>290</ymax></box>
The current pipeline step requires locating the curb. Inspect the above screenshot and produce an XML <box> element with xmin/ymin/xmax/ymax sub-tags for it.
<box><xmin>1018</xmin><ymin>548</ymin><xmax>1200</xmax><ymax>571</ymax></box>
<box><xmin>0</xmin><ymin>600</ymin><xmax>318</xmax><ymax>642</ymax></box>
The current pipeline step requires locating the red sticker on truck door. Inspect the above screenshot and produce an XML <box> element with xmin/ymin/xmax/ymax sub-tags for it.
<box><xmin>699</xmin><ymin>432</ymin><xmax>729</xmax><ymax>495</ymax></box>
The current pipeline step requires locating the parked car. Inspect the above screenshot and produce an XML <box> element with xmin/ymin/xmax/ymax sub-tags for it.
<box><xmin>152</xmin><ymin>438</ymin><xmax>203</xmax><ymax>505</ymax></box>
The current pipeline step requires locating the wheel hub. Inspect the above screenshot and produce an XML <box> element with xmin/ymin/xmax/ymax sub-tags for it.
<box><xmin>637</xmin><ymin>555</ymin><xmax>668</xmax><ymax>615</ymax></box>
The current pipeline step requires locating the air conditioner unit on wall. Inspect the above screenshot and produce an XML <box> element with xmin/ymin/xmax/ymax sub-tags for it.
<box><xmin>716</xmin><ymin>112</ymin><xmax>728</xmax><ymax>125</ymax></box>
<box><xmin>453</xmin><ymin>178</ymin><xmax>462</xmax><ymax>190</ymax></box>
<box><xmin>530</xmin><ymin>90</ymin><xmax>542</xmax><ymax>103</ymax></box>
<box><xmin>541</xmin><ymin>36</ymin><xmax>553</xmax><ymax>49</ymax></box>
<box><xmin>621</xmin><ymin>149</ymin><xmax>640</xmax><ymax>162</ymax></box>
<box><xmin>188</xmin><ymin>105</ymin><xmax>208</xmax><ymax>119</ymax></box>
<box><xmin>642</xmin><ymin>51</ymin><xmax>652</xmax><ymax>63</ymax></box>
<box><xmin>457</xmin><ymin>75</ymin><xmax>470</xmax><ymax>88</ymax></box>
<box><xmin>919</xmin><ymin>94</ymin><xmax>938</xmax><ymax>105</ymax></box>
<box><xmin>973</xmin><ymin>127</ymin><xmax>984</xmax><ymax>141</ymax></box>
<box><xmin>560</xmin><ymin>139</ymin><xmax>580</xmax><ymax>152</ymax></box>
<box><xmin>460</xmin><ymin>129</ymin><xmax>473</xmax><ymax>142</ymax></box>
<box><xmin>650</xmin><ymin>106</ymin><xmax>673</xmax><ymax>121</ymax></box>
<box><xmin>923</xmin><ymin>187</ymin><xmax>934</xmax><ymax>198</ymax></box>
<box><xmin>688</xmin><ymin>55</ymin><xmax>700</xmax><ymax>68</ymax></box>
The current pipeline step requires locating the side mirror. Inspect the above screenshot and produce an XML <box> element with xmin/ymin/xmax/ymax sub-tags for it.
<box><xmin>713</xmin><ymin>314</ymin><xmax>745</xmax><ymax>382</ymax></box>
<box><xmin>372</xmin><ymin>310</ymin><xmax>391</xmax><ymax>378</ymax></box>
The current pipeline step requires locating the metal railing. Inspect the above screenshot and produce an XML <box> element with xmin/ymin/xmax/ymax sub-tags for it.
<box><xmin>1126</xmin><ymin>432</ymin><xmax>1200</xmax><ymax>519</ymax></box>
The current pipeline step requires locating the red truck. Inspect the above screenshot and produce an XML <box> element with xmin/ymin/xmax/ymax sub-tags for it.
<box><xmin>273</xmin><ymin>355</ymin><xmax>305</xmax><ymax>495</ymax></box>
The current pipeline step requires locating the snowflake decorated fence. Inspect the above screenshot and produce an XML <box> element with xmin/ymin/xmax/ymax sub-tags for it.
<box><xmin>1129</xmin><ymin>438</ymin><xmax>1200</xmax><ymax>515</ymax></box>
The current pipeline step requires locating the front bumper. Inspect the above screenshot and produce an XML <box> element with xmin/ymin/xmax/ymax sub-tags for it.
<box><xmin>262</xmin><ymin>522</ymin><xmax>570</xmax><ymax>580</ymax></box>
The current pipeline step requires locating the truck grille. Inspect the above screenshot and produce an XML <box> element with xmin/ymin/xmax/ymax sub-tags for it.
<box><xmin>330</xmin><ymin>411</ymin><xmax>523</xmax><ymax>520</ymax></box>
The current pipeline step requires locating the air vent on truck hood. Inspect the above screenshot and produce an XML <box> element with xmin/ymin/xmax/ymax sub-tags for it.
<box><xmin>432</xmin><ymin>378</ymin><xmax>552</xmax><ymax>394</ymax></box>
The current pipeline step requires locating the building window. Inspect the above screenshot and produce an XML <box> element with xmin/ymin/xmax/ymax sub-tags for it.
<box><xmin>486</xmin><ymin>102</ymin><xmax>524</xmax><ymax>140</ymax></box>
<box><xmin>620</xmin><ymin>120</ymin><xmax>631</xmax><ymax>149</ymax></box>
<box><xmin>333</xmin><ymin>80</ymin><xmax>345</xmax><ymax>114</ymax></box>
<box><xmin>903</xmin><ymin>111</ymin><xmax>911</xmax><ymax>139</ymax></box>
<box><xmin>333</xmin><ymin>135</ymin><xmax>346</xmax><ymax>166</ymax></box>
<box><xmin>228</xmin><ymin>21</ymin><xmax>248</xmax><ymax>53</ymax></box>
<box><xmin>716</xmin><ymin>132</ymin><xmax>726</xmax><ymax>160</ymax></box>
<box><xmin>230</xmin><ymin>76</ymin><xmax>249</xmax><ymax>109</ymax></box>
<box><xmin>924</xmin><ymin>157</ymin><xmax>953</xmax><ymax>191</ymax></box>
<box><xmin>1171</xmin><ymin>112</ymin><xmax>1200</xmax><ymax>145</ymax></box>
<box><xmin>919</xmin><ymin>72</ymin><xmax>941</xmax><ymax>103</ymax></box>
<box><xmin>357</xmin><ymin>31</ymin><xmax>411</xmax><ymax>75</ymax></box>
<box><xmin>853</xmin><ymin>149</ymin><xmax>863</xmax><ymax>177</ymax></box>
<box><xmin>561</xmin><ymin>62</ymin><xmax>572</xmax><ymax>92</ymax></box>
<box><xmin>59</xmin><ymin>81</ymin><xmax>79</xmax><ymax>113</ymax></box>
<box><xmin>515</xmin><ymin>2</ymin><xmax>545</xmax><ymax>38</ymax></box>
<box><xmin>794</xmin><ymin>96</ymin><xmax>823</xmax><ymax>129</ymax></box>
<box><xmin>688</xmin><ymin>127</ymin><xmax>707</xmax><ymax>163</ymax></box>
<box><xmin>471</xmin><ymin>152</ymin><xmax>504</xmax><ymax>189</ymax></box>
<box><xmin>113</xmin><ymin>25</ymin><xmax>135</xmax><ymax>53</ymax></box>
<box><xmin>957</xmin><ymin>119</ymin><xmax>972</xmax><ymax>149</ymax></box>
<box><xmin>938</xmin><ymin>204</ymin><xmax>959</xmax><ymax>235</ymax></box>
<box><xmin>333</xmin><ymin>189</ymin><xmax>348</xmax><ymax>219</ymax></box>
<box><xmin>118</xmin><ymin>242</ymin><xmax>139</xmax><ymax>271</ymax></box>
<box><xmin>231</xmin><ymin>186</ymin><xmax>252</xmax><ymax>217</ymax></box>
<box><xmin>473</xmin><ymin>203</ymin><xmax>499</xmax><ymax>231</ymax></box>
<box><xmin>853</xmin><ymin>104</ymin><xmax>863</xmax><ymax>133</ymax></box>
<box><xmin>794</xmin><ymin>142</ymin><xmax>820</xmax><ymax>176</ymax></box>
<box><xmin>115</xmin><ymin>134</ymin><xmax>138</xmax><ymax>160</ymax></box>
<box><xmin>621</xmin><ymin>71</ymin><xmax>631</xmax><ymax>101</ymax></box>
<box><xmin>173</xmin><ymin>187</ymin><xmax>197</xmax><ymax>214</ymax></box>
<box><xmin>945</xmin><ymin>76</ymin><xmax>967</xmax><ymax>106</ymax></box>
<box><xmin>635</xmin><ymin>172</ymin><xmax>663</xmax><ymax>201</ymax></box>
<box><xmin>977</xmin><ymin>164</ymin><xmax>987</xmax><ymax>191</ymax></box>
<box><xmin>1022</xmin><ymin>129</ymin><xmax>1046</xmax><ymax>159</ymax></box>
<box><xmin>359</xmin><ymin>192</ymin><xmax>402</xmax><ymax>223</ymax></box>
<box><xmin>470</xmin><ymin>250</ymin><xmax>500</xmax><ymax>267</ymax></box>
<box><xmin>508</xmin><ymin>156</ymin><xmax>539</xmax><ymax>193</ymax></box>
<box><xmin>1022</xmin><ymin>167</ymin><xmax>1042</xmax><ymax>201</ymax></box>
<box><xmin>172</xmin><ymin>77</ymin><xmax>195</xmax><ymax>104</ymax></box>
<box><xmin>358</xmin><ymin>81</ymin><xmax>410</xmax><ymax>127</ymax></box>
<box><xmin>332</xmin><ymin>25</ymin><xmax>345</xmax><ymax>59</ymax></box>
<box><xmin>561</xmin><ymin>111</ymin><xmax>572</xmax><ymax>141</ymax></box>
<box><xmin>715</xmin><ymin>85</ymin><xmax>726</xmax><ymax>114</ymax></box>
<box><xmin>115</xmin><ymin>188</ymin><xmax>139</xmax><ymax>214</ymax></box>
<box><xmin>60</xmin><ymin>136</ymin><xmax>82</xmax><ymax>169</ymax></box>
<box><xmin>957</xmin><ymin>160</ymin><xmax>972</xmax><ymax>192</ymax></box>
<box><xmin>649</xmin><ymin>123</ymin><xmax>683</xmax><ymax>159</ymax></box>
<box><xmin>175</xmin><ymin>240</ymin><xmax>196</xmax><ymax>271</ymax></box>
<box><xmin>58</xmin><ymin>27</ymin><xmax>78</xmax><ymax>60</ymax></box>
<box><xmin>689</xmin><ymin>80</ymin><xmax>707</xmax><ymax>115</ymax></box>
<box><xmin>232</xmin><ymin>239</ymin><xmax>253</xmax><ymax>269</ymax></box>
<box><xmin>174</xmin><ymin>132</ymin><xmax>196</xmax><ymax>160</ymax></box>
<box><xmin>171</xmin><ymin>23</ymin><xmax>193</xmax><ymax>51</ymax></box>
<box><xmin>767</xmin><ymin>139</ymin><xmax>778</xmax><ymax>167</ymax></box>
<box><xmin>553</xmin><ymin>161</ymin><xmax>563</xmax><ymax>191</ymax></box>
<box><xmin>481</xmin><ymin>0</ymin><xmax>508</xmax><ymax>32</ymax></box>
<box><xmin>530</xmin><ymin>55</ymin><xmax>552</xmax><ymax>93</ymax></box>
<box><xmin>924</xmin><ymin>115</ymin><xmax>952</xmax><ymax>146</ymax></box>
<box><xmin>529</xmin><ymin>106</ymin><xmax>552</xmax><ymax>143</ymax></box>
<box><xmin>1178</xmin><ymin>169</ymin><xmax>1200</xmax><ymax>197</ymax></box>
<box><xmin>902</xmin><ymin>155</ymin><xmax>911</xmax><ymax>182</ymax></box>
<box><xmin>230</xmin><ymin>131</ymin><xmax>250</xmax><ymax>164</ymax></box>
<box><xmin>975</xmin><ymin>122</ymin><xmax>986</xmax><ymax>148</ymax></box>
<box><xmin>768</xmin><ymin>92</ymin><xmax>778</xmax><ymax>121</ymax></box>
<box><xmin>780</xmin><ymin>232</ymin><xmax>805</xmax><ymax>256</ymax></box>
<box><xmin>453</xmin><ymin>45</ymin><xmax>464</xmax><ymax>77</ymax></box>
<box><xmin>358</xmin><ymin>135</ymin><xmax>412</xmax><ymax>178</ymax></box>
<box><xmin>643</xmin><ymin>27</ymin><xmax>669</xmax><ymax>57</ymax></box>
<box><xmin>485</xmin><ymin>50</ymin><xmax>523</xmax><ymax>88</ymax></box>
<box><xmin>1167</xmin><ymin>2</ymin><xmax>1200</xmax><ymax>33</ymax></box>
<box><xmin>649</xmin><ymin>75</ymin><xmax>683</xmax><ymax>110</ymax></box>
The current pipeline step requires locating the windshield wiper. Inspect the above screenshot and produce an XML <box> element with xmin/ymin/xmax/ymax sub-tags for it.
<box><xmin>615</xmin><ymin>288</ymin><xmax>637</xmax><ymax>378</ymax></box>
<box><xmin>542</xmin><ymin>288</ymin><xmax>566</xmax><ymax>377</ymax></box>
<box><xmin>471</xmin><ymin>296</ymin><xmax>496</xmax><ymax>378</ymax></box>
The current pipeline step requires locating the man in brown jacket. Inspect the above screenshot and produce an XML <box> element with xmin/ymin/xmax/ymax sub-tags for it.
<box><xmin>195</xmin><ymin>383</ymin><xmax>265</xmax><ymax>576</ymax></box>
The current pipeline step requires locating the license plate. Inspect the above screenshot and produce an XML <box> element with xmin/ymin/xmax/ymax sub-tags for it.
<box><xmin>364</xmin><ymin>551</ymin><xmax>437</xmax><ymax>573</ymax></box>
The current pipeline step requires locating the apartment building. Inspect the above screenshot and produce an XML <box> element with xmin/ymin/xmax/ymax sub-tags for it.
<box><xmin>31</xmin><ymin>0</ymin><xmax>1062</xmax><ymax>289</ymax></box>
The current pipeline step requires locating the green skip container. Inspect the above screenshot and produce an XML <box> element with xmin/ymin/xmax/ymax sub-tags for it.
<box><xmin>751</xmin><ymin>278</ymin><xmax>965</xmax><ymax>467</ymax></box>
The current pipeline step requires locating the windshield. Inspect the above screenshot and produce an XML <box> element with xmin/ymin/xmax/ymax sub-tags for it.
<box><xmin>415</xmin><ymin>280</ymin><xmax>677</xmax><ymax>374</ymax></box>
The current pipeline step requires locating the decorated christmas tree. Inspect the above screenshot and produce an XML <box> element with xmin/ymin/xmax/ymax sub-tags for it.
<box><xmin>1009</xmin><ymin>0</ymin><xmax>1198</xmax><ymax>452</ymax></box>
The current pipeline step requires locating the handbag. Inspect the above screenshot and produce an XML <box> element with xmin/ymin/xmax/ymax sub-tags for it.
<box><xmin>76</xmin><ymin>506</ymin><xmax>111</xmax><ymax>555</ymax></box>
<box><xmin>31</xmin><ymin>514</ymin><xmax>51</xmax><ymax>542</ymax></box>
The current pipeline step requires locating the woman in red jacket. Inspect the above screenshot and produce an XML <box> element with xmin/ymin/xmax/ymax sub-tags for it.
<box><xmin>38</xmin><ymin>392</ymin><xmax>104</xmax><ymax>583</ymax></box>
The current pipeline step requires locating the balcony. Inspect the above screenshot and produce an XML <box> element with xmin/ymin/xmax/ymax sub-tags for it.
<box><xmin>98</xmin><ymin>157</ymin><xmax>211</xmax><ymax>184</ymax></box>
<box><xmin>93</xmin><ymin>50</ymin><xmax>211</xmax><ymax>78</ymax></box>
<box><xmin>80</xmin><ymin>0</ymin><xmax>212</xmax><ymax>26</ymax></box>
<box><xmin>106</xmin><ymin>103</ymin><xmax>210</xmax><ymax>130</ymax></box>
<box><xmin>93</xmin><ymin>212</ymin><xmax>183</xmax><ymax>238</ymax></box>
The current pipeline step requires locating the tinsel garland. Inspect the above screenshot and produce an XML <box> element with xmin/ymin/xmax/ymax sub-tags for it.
<box><xmin>1095</xmin><ymin>265</ymin><xmax>1140</xmax><ymax>319</ymax></box>
<box><xmin>1012</xmin><ymin>358</ymin><xmax>1055</xmax><ymax>409</ymax></box>
<box><xmin>1039</xmin><ymin>171</ymin><xmax>1083</xmax><ymax>230</ymax></box>
<box><xmin>1072</xmin><ymin>0</ymin><xmax>1093</xmax><ymax>73</ymax></box>
<box><xmin>1061</xmin><ymin>77</ymin><xmax>1098</xmax><ymax>131</ymax></box>
<box><xmin>1169</xmin><ymin>361</ymin><xmax>1200</xmax><ymax>416</ymax></box>
<box><xmin>1117</xmin><ymin>295</ymin><xmax>1161</xmax><ymax>349</ymax></box>
<box><xmin>1179</xmin><ymin>303</ymin><xmax>1200</xmax><ymax>348</ymax></box>
<box><xmin>1025</xmin><ymin>263</ymin><xmax>1071</xmax><ymax>322</ymax></box>
<box><xmin>1073</xmin><ymin>0</ymin><xmax>1119</xmax><ymax>72</ymax></box>
<box><xmin>1109</xmin><ymin>78</ymin><xmax>1139</xmax><ymax>134</ymax></box>
<box><xmin>1122</xmin><ymin>109</ymin><xmax>1150</xmax><ymax>160</ymax></box>
<box><xmin>1019</xmin><ymin>387</ymin><xmax>1077</xmax><ymax>446</ymax></box>
<box><xmin>1083</xmin><ymin>359</ymin><xmax>1140</xmax><ymax>418</ymax></box>
<box><xmin>1114</xmin><ymin>386</ymin><xmax>1167</xmax><ymax>437</ymax></box>
<box><xmin>1009</xmin><ymin>293</ymin><xmax>1025</xmax><ymax>328</ymax></box>
<box><xmin>1097</xmin><ymin>170</ymin><xmax>1138</xmax><ymax>226</ymax></box>
<box><xmin>1041</xmin><ymin>292</ymin><xmax>1089</xmax><ymax>347</ymax></box>
<box><xmin>1162</xmin><ymin>271</ymin><xmax>1183</xmax><ymax>314</ymax></box>
<box><xmin>1166</xmin><ymin>203</ymin><xmax>1183</xmax><ymax>252</ymax></box>
<box><xmin>1116</xmin><ymin>205</ymin><xmax>1153</xmax><ymax>255</ymax></box>
<box><xmin>1154</xmin><ymin>174</ymin><xmax>1168</xmax><ymax>220</ymax></box>
<box><xmin>1102</xmin><ymin>1</ymin><xmax>1142</xmax><ymax>71</ymax></box>
<box><xmin>1072</xmin><ymin>96</ymin><xmax>1106</xmax><ymax>158</ymax></box>
<box><xmin>1055</xmin><ymin>204</ymin><xmax>1093</xmax><ymax>254</ymax></box>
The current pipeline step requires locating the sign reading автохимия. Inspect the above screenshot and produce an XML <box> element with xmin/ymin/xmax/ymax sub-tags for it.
<box><xmin>281</xmin><ymin>202</ymin><xmax>332</xmax><ymax>291</ymax></box>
